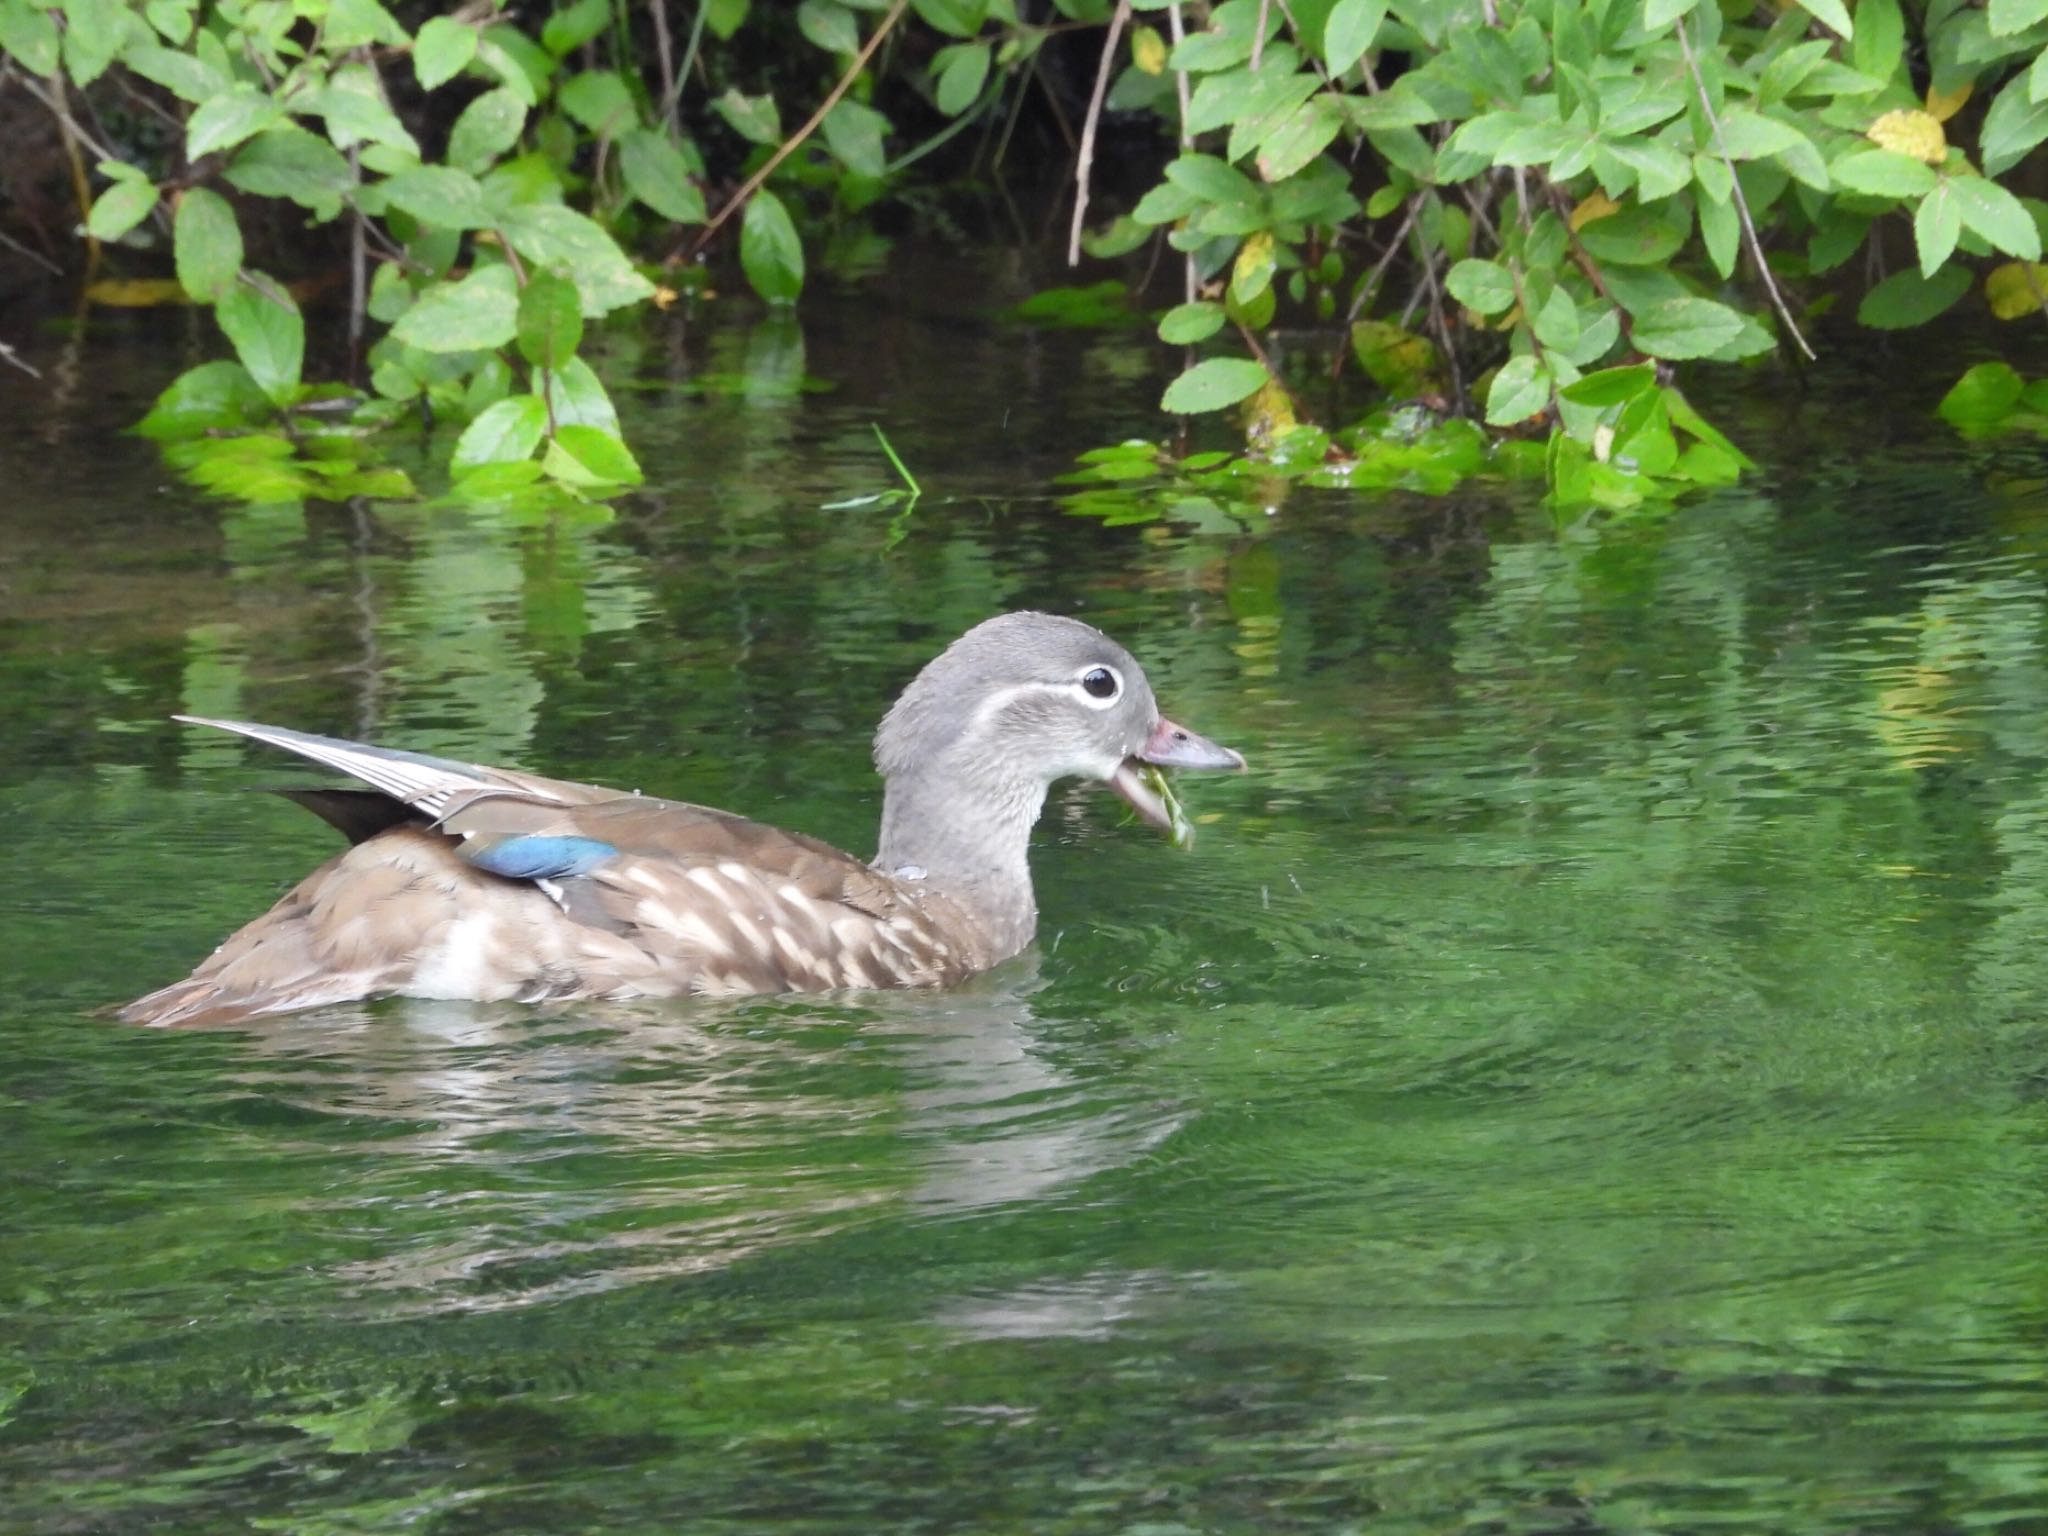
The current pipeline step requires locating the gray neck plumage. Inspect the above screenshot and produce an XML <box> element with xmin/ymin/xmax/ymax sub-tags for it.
<box><xmin>874</xmin><ymin>758</ymin><xmax>1046</xmax><ymax>962</ymax></box>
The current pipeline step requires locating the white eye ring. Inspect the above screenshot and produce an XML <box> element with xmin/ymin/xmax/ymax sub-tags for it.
<box><xmin>1076</xmin><ymin>664</ymin><xmax>1122</xmax><ymax>707</ymax></box>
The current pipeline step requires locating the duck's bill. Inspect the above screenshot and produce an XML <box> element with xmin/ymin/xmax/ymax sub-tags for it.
<box><xmin>1108</xmin><ymin>717</ymin><xmax>1246</xmax><ymax>843</ymax></box>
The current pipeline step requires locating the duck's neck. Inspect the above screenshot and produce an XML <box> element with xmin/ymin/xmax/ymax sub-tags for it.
<box><xmin>874</xmin><ymin>759</ymin><xmax>1046</xmax><ymax>962</ymax></box>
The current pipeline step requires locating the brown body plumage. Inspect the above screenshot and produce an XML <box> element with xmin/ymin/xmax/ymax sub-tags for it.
<box><xmin>120</xmin><ymin>613</ymin><xmax>1245</xmax><ymax>1026</ymax></box>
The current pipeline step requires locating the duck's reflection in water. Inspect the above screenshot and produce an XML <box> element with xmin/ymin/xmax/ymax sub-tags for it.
<box><xmin>213</xmin><ymin>959</ymin><xmax>1181</xmax><ymax>1316</ymax></box>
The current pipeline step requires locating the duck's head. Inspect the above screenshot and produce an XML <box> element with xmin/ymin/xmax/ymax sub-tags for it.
<box><xmin>874</xmin><ymin>611</ymin><xmax>1245</xmax><ymax>833</ymax></box>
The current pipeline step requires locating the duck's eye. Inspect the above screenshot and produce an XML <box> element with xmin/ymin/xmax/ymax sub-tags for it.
<box><xmin>1080</xmin><ymin>667</ymin><xmax>1119</xmax><ymax>700</ymax></box>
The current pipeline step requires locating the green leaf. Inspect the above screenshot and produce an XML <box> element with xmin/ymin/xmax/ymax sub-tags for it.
<box><xmin>800</xmin><ymin>0</ymin><xmax>861</xmax><ymax>54</ymax></box>
<box><xmin>1853</xmin><ymin>0</ymin><xmax>1906</xmax><ymax>80</ymax></box>
<box><xmin>1324</xmin><ymin>0</ymin><xmax>1388</xmax><ymax>73</ymax></box>
<box><xmin>226</xmin><ymin>127</ymin><xmax>355</xmax><ymax>213</ymax></box>
<box><xmin>740</xmin><ymin>190</ymin><xmax>804</xmax><ymax>304</ymax></box>
<box><xmin>1828</xmin><ymin>147</ymin><xmax>1937</xmax><ymax>197</ymax></box>
<box><xmin>517</xmin><ymin>269</ymin><xmax>583</xmax><ymax>369</ymax></box>
<box><xmin>186</xmin><ymin>86</ymin><xmax>283</xmax><ymax>161</ymax></box>
<box><xmin>619</xmin><ymin>128</ymin><xmax>706</xmax><ymax>222</ymax></box>
<box><xmin>1914</xmin><ymin>184</ymin><xmax>1962</xmax><ymax>276</ymax></box>
<box><xmin>391</xmin><ymin>264</ymin><xmax>520</xmax><ymax>352</ymax></box>
<box><xmin>1792</xmin><ymin>0</ymin><xmax>1853</xmax><ymax>37</ymax></box>
<box><xmin>323</xmin><ymin>0</ymin><xmax>405</xmax><ymax>50</ymax></box>
<box><xmin>1533</xmin><ymin>286</ymin><xmax>1581</xmax><ymax>352</ymax></box>
<box><xmin>1856</xmin><ymin>264</ymin><xmax>1972</xmax><ymax>327</ymax></box>
<box><xmin>1643</xmin><ymin>0</ymin><xmax>1698</xmax><ymax>30</ymax></box>
<box><xmin>1576</xmin><ymin>207</ymin><xmax>1687</xmax><ymax>264</ymax></box>
<box><xmin>1990</xmin><ymin>0</ymin><xmax>2048</xmax><ymax>35</ymax></box>
<box><xmin>315</xmin><ymin>67</ymin><xmax>421</xmax><ymax>156</ymax></box>
<box><xmin>86</xmin><ymin>177</ymin><xmax>158</xmax><ymax>241</ymax></box>
<box><xmin>714</xmin><ymin>88</ymin><xmax>781</xmax><ymax>145</ymax></box>
<box><xmin>1159</xmin><ymin>301</ymin><xmax>1227</xmax><ymax>344</ymax></box>
<box><xmin>216</xmin><ymin>273</ymin><xmax>304</xmax><ymax>404</ymax></box>
<box><xmin>452</xmin><ymin>393</ymin><xmax>547</xmax><ymax>471</ymax></box>
<box><xmin>1950</xmin><ymin>174</ymin><xmax>2043</xmax><ymax>257</ymax></box>
<box><xmin>822</xmin><ymin>99</ymin><xmax>889</xmax><ymax>178</ymax></box>
<box><xmin>62</xmin><ymin>0</ymin><xmax>123</xmax><ymax>84</ymax></box>
<box><xmin>498</xmin><ymin>204</ymin><xmax>655</xmax><ymax>315</ymax></box>
<box><xmin>935</xmin><ymin>41</ymin><xmax>991</xmax><ymax>115</ymax></box>
<box><xmin>1697</xmin><ymin>186</ymin><xmax>1739</xmax><ymax>277</ymax></box>
<box><xmin>137</xmin><ymin>360</ymin><xmax>272</xmax><ymax>438</ymax></box>
<box><xmin>559</xmin><ymin>70</ymin><xmax>637</xmax><ymax>134</ymax></box>
<box><xmin>173</xmin><ymin>187</ymin><xmax>241</xmax><ymax>300</ymax></box>
<box><xmin>1628</xmin><ymin>295</ymin><xmax>1748</xmax><ymax>359</ymax></box>
<box><xmin>1446</xmin><ymin>258</ymin><xmax>1516</xmax><ymax>315</ymax></box>
<box><xmin>0</xmin><ymin>0</ymin><xmax>60</xmax><ymax>76</ymax></box>
<box><xmin>379</xmin><ymin>166</ymin><xmax>494</xmax><ymax>229</ymax></box>
<box><xmin>1485</xmin><ymin>354</ymin><xmax>1549</xmax><ymax>425</ymax></box>
<box><xmin>1559</xmin><ymin>364</ymin><xmax>1655</xmax><ymax>406</ymax></box>
<box><xmin>448</xmin><ymin>88</ymin><xmax>528</xmax><ymax>172</ymax></box>
<box><xmin>1937</xmin><ymin>361</ymin><xmax>2025</xmax><ymax>423</ymax></box>
<box><xmin>1715</xmin><ymin>108</ymin><xmax>1803</xmax><ymax>158</ymax></box>
<box><xmin>122</xmin><ymin>42</ymin><xmax>228</xmax><ymax>103</ymax></box>
<box><xmin>414</xmin><ymin>16</ymin><xmax>477</xmax><ymax>90</ymax></box>
<box><xmin>1161</xmin><ymin>357</ymin><xmax>1270</xmax><ymax>413</ymax></box>
<box><xmin>542</xmin><ymin>0</ymin><xmax>610</xmax><ymax>55</ymax></box>
<box><xmin>1256</xmin><ymin>95</ymin><xmax>1346</xmax><ymax>182</ymax></box>
<box><xmin>1982</xmin><ymin>72</ymin><xmax>2048</xmax><ymax>176</ymax></box>
<box><xmin>550</xmin><ymin>357</ymin><xmax>620</xmax><ymax>432</ymax></box>
<box><xmin>544</xmin><ymin>424</ymin><xmax>644</xmax><ymax>487</ymax></box>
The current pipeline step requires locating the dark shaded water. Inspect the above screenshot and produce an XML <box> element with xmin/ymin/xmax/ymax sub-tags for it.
<box><xmin>8</xmin><ymin>255</ymin><xmax>2048</xmax><ymax>1533</ymax></box>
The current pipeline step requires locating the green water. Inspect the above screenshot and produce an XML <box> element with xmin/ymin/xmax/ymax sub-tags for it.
<box><xmin>7</xmin><ymin>274</ymin><xmax>2048</xmax><ymax>1533</ymax></box>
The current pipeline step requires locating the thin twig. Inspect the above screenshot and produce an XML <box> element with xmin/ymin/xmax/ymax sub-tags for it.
<box><xmin>1344</xmin><ymin>196</ymin><xmax>1421</xmax><ymax>328</ymax></box>
<box><xmin>0</xmin><ymin>341</ymin><xmax>42</xmax><ymax>378</ymax></box>
<box><xmin>1168</xmin><ymin>1</ymin><xmax>1196</xmax><ymax>305</ymax></box>
<box><xmin>657</xmin><ymin>0</ymin><xmax>708</xmax><ymax>129</ymax></box>
<box><xmin>1067</xmin><ymin>0</ymin><xmax>1132</xmax><ymax>267</ymax></box>
<box><xmin>1064</xmin><ymin>0</ymin><xmax>1130</xmax><ymax>264</ymax></box>
<box><xmin>676</xmin><ymin>0</ymin><xmax>913</xmax><ymax>262</ymax></box>
<box><xmin>0</xmin><ymin>224</ymin><xmax>63</xmax><ymax>277</ymax></box>
<box><xmin>650</xmin><ymin>0</ymin><xmax>678</xmax><ymax>135</ymax></box>
<box><xmin>1251</xmin><ymin>0</ymin><xmax>1272</xmax><ymax>68</ymax></box>
<box><xmin>347</xmin><ymin>144</ymin><xmax>366</xmax><ymax>372</ymax></box>
<box><xmin>1676</xmin><ymin>14</ymin><xmax>1815</xmax><ymax>360</ymax></box>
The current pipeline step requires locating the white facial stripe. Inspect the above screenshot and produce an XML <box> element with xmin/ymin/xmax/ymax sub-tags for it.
<box><xmin>959</xmin><ymin>679</ymin><xmax>1128</xmax><ymax>780</ymax></box>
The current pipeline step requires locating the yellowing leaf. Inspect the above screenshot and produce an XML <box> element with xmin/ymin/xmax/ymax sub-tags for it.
<box><xmin>1867</xmin><ymin>108</ymin><xmax>1947</xmax><ymax>164</ymax></box>
<box><xmin>83</xmin><ymin>277</ymin><xmax>191</xmax><ymax>307</ymax></box>
<box><xmin>1242</xmin><ymin>378</ymin><xmax>1298</xmax><ymax>444</ymax></box>
<box><xmin>1570</xmin><ymin>190</ymin><xmax>1621</xmax><ymax>230</ymax></box>
<box><xmin>1985</xmin><ymin>261</ymin><xmax>2048</xmax><ymax>319</ymax></box>
<box><xmin>1231</xmin><ymin>230</ymin><xmax>1277</xmax><ymax>305</ymax></box>
<box><xmin>1925</xmin><ymin>81</ymin><xmax>1971</xmax><ymax>123</ymax></box>
<box><xmin>651</xmin><ymin>284</ymin><xmax>680</xmax><ymax>310</ymax></box>
<box><xmin>1132</xmin><ymin>24</ymin><xmax>1167</xmax><ymax>74</ymax></box>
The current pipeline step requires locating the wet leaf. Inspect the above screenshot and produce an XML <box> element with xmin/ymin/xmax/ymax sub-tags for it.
<box><xmin>543</xmin><ymin>424</ymin><xmax>643</xmax><ymax>487</ymax></box>
<box><xmin>740</xmin><ymin>190</ymin><xmax>804</xmax><ymax>304</ymax></box>
<box><xmin>452</xmin><ymin>393</ymin><xmax>547</xmax><ymax>471</ymax></box>
<box><xmin>1937</xmin><ymin>361</ymin><xmax>2025</xmax><ymax>423</ymax></box>
<box><xmin>1161</xmin><ymin>358</ymin><xmax>1270</xmax><ymax>413</ymax></box>
<box><xmin>217</xmin><ymin>273</ymin><xmax>303</xmax><ymax>403</ymax></box>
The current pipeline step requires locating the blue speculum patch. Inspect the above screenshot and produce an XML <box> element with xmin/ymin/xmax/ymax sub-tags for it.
<box><xmin>465</xmin><ymin>834</ymin><xmax>619</xmax><ymax>881</ymax></box>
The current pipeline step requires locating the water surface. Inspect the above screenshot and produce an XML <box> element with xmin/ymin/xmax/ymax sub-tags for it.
<box><xmin>6</xmin><ymin>263</ymin><xmax>2048</xmax><ymax>1533</ymax></box>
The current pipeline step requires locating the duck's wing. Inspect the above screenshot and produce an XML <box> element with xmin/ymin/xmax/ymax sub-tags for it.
<box><xmin>177</xmin><ymin>715</ymin><xmax>618</xmax><ymax>823</ymax></box>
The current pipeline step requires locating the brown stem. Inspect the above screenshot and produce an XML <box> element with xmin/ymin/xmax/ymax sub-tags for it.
<box><xmin>1067</xmin><ymin>0</ymin><xmax>1132</xmax><ymax>267</ymax></box>
<box><xmin>675</xmin><ymin>0</ymin><xmax>913</xmax><ymax>264</ymax></box>
<box><xmin>1675</xmin><ymin>14</ymin><xmax>1815</xmax><ymax>360</ymax></box>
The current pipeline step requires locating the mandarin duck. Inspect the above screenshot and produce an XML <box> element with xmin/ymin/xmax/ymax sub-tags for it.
<box><xmin>120</xmin><ymin>613</ymin><xmax>1245</xmax><ymax>1026</ymax></box>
